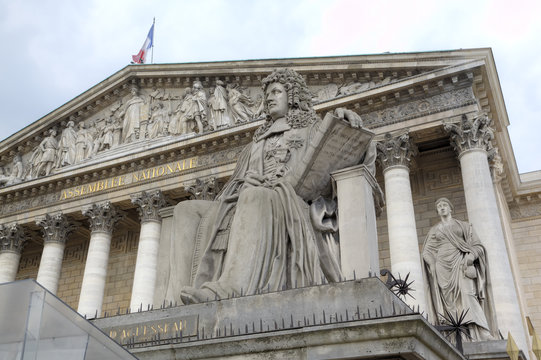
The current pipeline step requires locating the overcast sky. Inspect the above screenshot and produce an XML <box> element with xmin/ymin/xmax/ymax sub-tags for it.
<box><xmin>0</xmin><ymin>0</ymin><xmax>539</xmax><ymax>173</ymax></box>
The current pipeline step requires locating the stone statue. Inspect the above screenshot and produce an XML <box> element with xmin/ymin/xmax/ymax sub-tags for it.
<box><xmin>171</xmin><ymin>68</ymin><xmax>366</xmax><ymax>304</ymax></box>
<box><xmin>208</xmin><ymin>80</ymin><xmax>230</xmax><ymax>129</ymax></box>
<box><xmin>87</xmin><ymin>120</ymin><xmax>101</xmax><ymax>157</ymax></box>
<box><xmin>120</xmin><ymin>85</ymin><xmax>145</xmax><ymax>143</ymax></box>
<box><xmin>4</xmin><ymin>154</ymin><xmax>24</xmax><ymax>186</ymax></box>
<box><xmin>109</xmin><ymin>100</ymin><xmax>123</xmax><ymax>147</ymax></box>
<box><xmin>33</xmin><ymin>129</ymin><xmax>58</xmax><ymax>177</ymax></box>
<box><xmin>74</xmin><ymin>122</ymin><xmax>89</xmax><ymax>163</ymax></box>
<box><xmin>227</xmin><ymin>84</ymin><xmax>254</xmax><ymax>123</ymax></box>
<box><xmin>99</xmin><ymin>117</ymin><xmax>115</xmax><ymax>151</ymax></box>
<box><xmin>56</xmin><ymin>121</ymin><xmax>77</xmax><ymax>167</ymax></box>
<box><xmin>190</xmin><ymin>81</ymin><xmax>208</xmax><ymax>133</ymax></box>
<box><xmin>148</xmin><ymin>101</ymin><xmax>170</xmax><ymax>139</ymax></box>
<box><xmin>422</xmin><ymin>198</ymin><xmax>496</xmax><ymax>341</ymax></box>
<box><xmin>168</xmin><ymin>88</ymin><xmax>194</xmax><ymax>135</ymax></box>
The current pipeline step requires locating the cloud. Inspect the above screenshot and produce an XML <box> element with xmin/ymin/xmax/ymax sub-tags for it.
<box><xmin>0</xmin><ymin>0</ymin><xmax>539</xmax><ymax>172</ymax></box>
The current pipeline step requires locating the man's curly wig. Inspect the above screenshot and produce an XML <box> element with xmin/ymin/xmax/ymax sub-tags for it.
<box><xmin>261</xmin><ymin>68</ymin><xmax>312</xmax><ymax>114</ymax></box>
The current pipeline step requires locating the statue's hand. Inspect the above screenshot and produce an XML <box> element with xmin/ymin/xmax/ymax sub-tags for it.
<box><xmin>334</xmin><ymin>108</ymin><xmax>362</xmax><ymax>128</ymax></box>
<box><xmin>464</xmin><ymin>253</ymin><xmax>475</xmax><ymax>266</ymax></box>
<box><xmin>243</xmin><ymin>171</ymin><xmax>265</xmax><ymax>187</ymax></box>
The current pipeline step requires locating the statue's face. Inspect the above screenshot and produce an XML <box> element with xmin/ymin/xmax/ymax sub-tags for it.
<box><xmin>436</xmin><ymin>201</ymin><xmax>452</xmax><ymax>216</ymax></box>
<box><xmin>265</xmin><ymin>82</ymin><xmax>288</xmax><ymax>120</ymax></box>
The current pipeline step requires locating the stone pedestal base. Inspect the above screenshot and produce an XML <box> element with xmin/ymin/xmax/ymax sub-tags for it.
<box><xmin>93</xmin><ymin>278</ymin><xmax>464</xmax><ymax>360</ymax></box>
<box><xmin>331</xmin><ymin>164</ymin><xmax>381</xmax><ymax>279</ymax></box>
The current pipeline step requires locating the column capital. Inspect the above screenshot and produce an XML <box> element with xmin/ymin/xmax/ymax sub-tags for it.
<box><xmin>0</xmin><ymin>223</ymin><xmax>27</xmax><ymax>254</ymax></box>
<box><xmin>82</xmin><ymin>202</ymin><xmax>124</xmax><ymax>234</ymax></box>
<box><xmin>186</xmin><ymin>177</ymin><xmax>217</xmax><ymax>200</ymax></box>
<box><xmin>36</xmin><ymin>213</ymin><xmax>77</xmax><ymax>245</ymax></box>
<box><xmin>131</xmin><ymin>190</ymin><xmax>167</xmax><ymax>223</ymax></box>
<box><xmin>443</xmin><ymin>112</ymin><xmax>496</xmax><ymax>156</ymax></box>
<box><xmin>376</xmin><ymin>131</ymin><xmax>416</xmax><ymax>171</ymax></box>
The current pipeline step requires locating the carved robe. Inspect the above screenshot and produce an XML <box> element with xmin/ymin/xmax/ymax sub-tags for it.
<box><xmin>209</xmin><ymin>85</ymin><xmax>229</xmax><ymax>128</ymax></box>
<box><xmin>422</xmin><ymin>219</ymin><xmax>496</xmax><ymax>340</ymax></box>
<box><xmin>228</xmin><ymin>87</ymin><xmax>253</xmax><ymax>123</ymax></box>
<box><xmin>122</xmin><ymin>95</ymin><xmax>145</xmax><ymax>142</ymax></box>
<box><xmin>167</xmin><ymin>113</ymin><xmax>341</xmax><ymax>303</ymax></box>
<box><xmin>57</xmin><ymin>125</ymin><xmax>77</xmax><ymax>167</ymax></box>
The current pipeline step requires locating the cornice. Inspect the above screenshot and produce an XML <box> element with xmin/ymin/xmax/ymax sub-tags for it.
<box><xmin>0</xmin><ymin>50</ymin><xmax>490</xmax><ymax>158</ymax></box>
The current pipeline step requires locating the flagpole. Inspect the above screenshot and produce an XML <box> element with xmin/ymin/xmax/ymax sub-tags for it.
<box><xmin>151</xmin><ymin>17</ymin><xmax>155</xmax><ymax>64</ymax></box>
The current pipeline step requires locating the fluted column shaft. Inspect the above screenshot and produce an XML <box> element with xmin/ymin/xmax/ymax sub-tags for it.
<box><xmin>377</xmin><ymin>132</ymin><xmax>426</xmax><ymax>311</ymax></box>
<box><xmin>36</xmin><ymin>214</ymin><xmax>76</xmax><ymax>294</ymax></box>
<box><xmin>78</xmin><ymin>202</ymin><xmax>123</xmax><ymax>318</ymax></box>
<box><xmin>130</xmin><ymin>190</ymin><xmax>166</xmax><ymax>311</ymax></box>
<box><xmin>445</xmin><ymin>113</ymin><xmax>527</xmax><ymax>352</ymax></box>
<box><xmin>0</xmin><ymin>224</ymin><xmax>26</xmax><ymax>283</ymax></box>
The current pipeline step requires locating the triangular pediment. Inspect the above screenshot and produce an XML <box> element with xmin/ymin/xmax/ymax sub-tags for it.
<box><xmin>1</xmin><ymin>48</ymin><xmax>518</xmax><ymax>220</ymax></box>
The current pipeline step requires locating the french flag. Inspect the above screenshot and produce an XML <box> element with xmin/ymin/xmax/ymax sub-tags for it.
<box><xmin>132</xmin><ymin>23</ymin><xmax>154</xmax><ymax>64</ymax></box>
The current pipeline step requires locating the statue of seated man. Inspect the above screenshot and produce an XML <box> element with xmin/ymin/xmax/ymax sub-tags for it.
<box><xmin>170</xmin><ymin>68</ymin><xmax>368</xmax><ymax>304</ymax></box>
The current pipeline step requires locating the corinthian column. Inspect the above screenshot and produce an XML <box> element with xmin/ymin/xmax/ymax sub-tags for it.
<box><xmin>0</xmin><ymin>224</ymin><xmax>26</xmax><ymax>283</ymax></box>
<box><xmin>78</xmin><ymin>202</ymin><xmax>124</xmax><ymax>318</ymax></box>
<box><xmin>36</xmin><ymin>214</ymin><xmax>76</xmax><ymax>294</ymax></box>
<box><xmin>444</xmin><ymin>113</ymin><xmax>527</xmax><ymax>351</ymax></box>
<box><xmin>130</xmin><ymin>190</ymin><xmax>166</xmax><ymax>312</ymax></box>
<box><xmin>376</xmin><ymin>131</ymin><xmax>426</xmax><ymax>311</ymax></box>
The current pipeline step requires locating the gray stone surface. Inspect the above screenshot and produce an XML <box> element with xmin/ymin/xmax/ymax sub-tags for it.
<box><xmin>93</xmin><ymin>278</ymin><xmax>464</xmax><ymax>360</ymax></box>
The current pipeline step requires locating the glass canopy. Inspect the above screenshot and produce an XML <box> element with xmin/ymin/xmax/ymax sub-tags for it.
<box><xmin>0</xmin><ymin>279</ymin><xmax>137</xmax><ymax>360</ymax></box>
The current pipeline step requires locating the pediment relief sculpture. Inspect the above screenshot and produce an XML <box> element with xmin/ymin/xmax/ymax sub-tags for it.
<box><xmin>314</xmin><ymin>77</ymin><xmax>392</xmax><ymax>102</ymax></box>
<box><xmin>0</xmin><ymin>80</ymin><xmax>265</xmax><ymax>187</ymax></box>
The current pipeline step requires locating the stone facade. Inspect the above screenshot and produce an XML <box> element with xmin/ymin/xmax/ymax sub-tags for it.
<box><xmin>1</xmin><ymin>49</ymin><xmax>540</xmax><ymax>359</ymax></box>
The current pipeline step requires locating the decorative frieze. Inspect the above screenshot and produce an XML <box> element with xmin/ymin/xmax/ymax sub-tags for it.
<box><xmin>82</xmin><ymin>202</ymin><xmax>124</xmax><ymax>234</ymax></box>
<box><xmin>443</xmin><ymin>112</ymin><xmax>496</xmax><ymax>156</ymax></box>
<box><xmin>376</xmin><ymin>131</ymin><xmax>416</xmax><ymax>170</ymax></box>
<box><xmin>36</xmin><ymin>213</ymin><xmax>77</xmax><ymax>244</ymax></box>
<box><xmin>0</xmin><ymin>224</ymin><xmax>26</xmax><ymax>253</ymax></box>
<box><xmin>0</xmin><ymin>145</ymin><xmax>245</xmax><ymax>217</ymax></box>
<box><xmin>131</xmin><ymin>190</ymin><xmax>167</xmax><ymax>222</ymax></box>
<box><xmin>363</xmin><ymin>87</ymin><xmax>476</xmax><ymax>127</ymax></box>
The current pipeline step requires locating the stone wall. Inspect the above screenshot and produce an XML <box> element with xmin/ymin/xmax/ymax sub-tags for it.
<box><xmin>512</xmin><ymin>217</ymin><xmax>541</xmax><ymax>330</ymax></box>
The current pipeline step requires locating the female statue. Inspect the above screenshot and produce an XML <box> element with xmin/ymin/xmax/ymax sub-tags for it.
<box><xmin>120</xmin><ymin>86</ymin><xmax>145</xmax><ymax>143</ymax></box>
<box><xmin>422</xmin><ymin>197</ymin><xmax>496</xmax><ymax>341</ymax></box>
<box><xmin>171</xmin><ymin>68</ymin><xmax>364</xmax><ymax>304</ymax></box>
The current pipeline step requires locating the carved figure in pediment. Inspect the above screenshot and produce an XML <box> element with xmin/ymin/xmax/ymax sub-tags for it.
<box><xmin>1</xmin><ymin>154</ymin><xmax>24</xmax><ymax>186</ymax></box>
<box><xmin>168</xmin><ymin>88</ymin><xmax>193</xmax><ymax>135</ymax></box>
<box><xmin>338</xmin><ymin>82</ymin><xmax>368</xmax><ymax>96</ymax></box>
<box><xmin>120</xmin><ymin>85</ymin><xmax>145</xmax><ymax>143</ymax></box>
<box><xmin>99</xmin><ymin>117</ymin><xmax>115</xmax><ymax>151</ymax></box>
<box><xmin>32</xmin><ymin>129</ymin><xmax>58</xmax><ymax>177</ymax></box>
<box><xmin>74</xmin><ymin>123</ymin><xmax>89</xmax><ymax>163</ymax></box>
<box><xmin>56</xmin><ymin>121</ymin><xmax>77</xmax><ymax>167</ymax></box>
<box><xmin>316</xmin><ymin>84</ymin><xmax>339</xmax><ymax>101</ymax></box>
<box><xmin>168</xmin><ymin>68</ymin><xmax>368</xmax><ymax>304</ymax></box>
<box><xmin>208</xmin><ymin>80</ymin><xmax>230</xmax><ymax>129</ymax></box>
<box><xmin>190</xmin><ymin>81</ymin><xmax>208</xmax><ymax>133</ymax></box>
<box><xmin>86</xmin><ymin>120</ymin><xmax>102</xmax><ymax>157</ymax></box>
<box><xmin>108</xmin><ymin>100</ymin><xmax>123</xmax><ymax>147</ymax></box>
<box><xmin>422</xmin><ymin>198</ymin><xmax>496</xmax><ymax>341</ymax></box>
<box><xmin>227</xmin><ymin>84</ymin><xmax>254</xmax><ymax>124</ymax></box>
<box><xmin>148</xmin><ymin>101</ymin><xmax>170</xmax><ymax>139</ymax></box>
<box><xmin>149</xmin><ymin>86</ymin><xmax>166</xmax><ymax>105</ymax></box>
